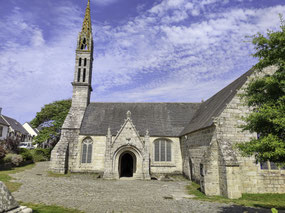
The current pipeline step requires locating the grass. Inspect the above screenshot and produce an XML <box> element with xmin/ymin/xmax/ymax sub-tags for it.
<box><xmin>187</xmin><ymin>182</ymin><xmax>285</xmax><ymax>210</ymax></box>
<box><xmin>20</xmin><ymin>202</ymin><xmax>84</xmax><ymax>213</ymax></box>
<box><xmin>0</xmin><ymin>163</ymin><xmax>35</xmax><ymax>192</ymax></box>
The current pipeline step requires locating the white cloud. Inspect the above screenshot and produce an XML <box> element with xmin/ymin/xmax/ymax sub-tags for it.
<box><xmin>1</xmin><ymin>0</ymin><xmax>285</xmax><ymax>123</ymax></box>
<box><xmin>91</xmin><ymin>0</ymin><xmax>118</xmax><ymax>6</ymax></box>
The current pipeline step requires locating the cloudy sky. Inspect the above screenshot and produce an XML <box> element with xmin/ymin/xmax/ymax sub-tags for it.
<box><xmin>0</xmin><ymin>0</ymin><xmax>284</xmax><ymax>123</ymax></box>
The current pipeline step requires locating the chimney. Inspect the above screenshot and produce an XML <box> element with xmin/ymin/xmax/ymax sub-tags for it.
<box><xmin>0</xmin><ymin>107</ymin><xmax>2</xmax><ymax>115</ymax></box>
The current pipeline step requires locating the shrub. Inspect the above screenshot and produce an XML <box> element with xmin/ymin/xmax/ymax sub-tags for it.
<box><xmin>0</xmin><ymin>145</ymin><xmax>6</xmax><ymax>160</ymax></box>
<box><xmin>19</xmin><ymin>149</ymin><xmax>33</xmax><ymax>161</ymax></box>
<box><xmin>4</xmin><ymin>154</ymin><xmax>12</xmax><ymax>163</ymax></box>
<box><xmin>35</xmin><ymin>148</ymin><xmax>52</xmax><ymax>159</ymax></box>
<box><xmin>4</xmin><ymin>154</ymin><xmax>23</xmax><ymax>166</ymax></box>
<box><xmin>30</xmin><ymin>148</ymin><xmax>51</xmax><ymax>162</ymax></box>
<box><xmin>1</xmin><ymin>137</ymin><xmax>20</xmax><ymax>153</ymax></box>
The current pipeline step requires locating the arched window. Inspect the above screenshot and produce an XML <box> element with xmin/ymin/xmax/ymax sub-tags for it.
<box><xmin>81</xmin><ymin>38</ymin><xmax>87</xmax><ymax>50</ymax></box>
<box><xmin>79</xmin><ymin>58</ymin><xmax>82</xmax><ymax>66</ymax></box>
<box><xmin>81</xmin><ymin>138</ymin><xmax>93</xmax><ymax>163</ymax></box>
<box><xmin>154</xmin><ymin>139</ymin><xmax>171</xmax><ymax>162</ymax></box>
<box><xmin>84</xmin><ymin>58</ymin><xmax>87</xmax><ymax>66</ymax></box>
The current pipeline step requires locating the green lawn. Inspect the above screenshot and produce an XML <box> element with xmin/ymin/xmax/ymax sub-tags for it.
<box><xmin>20</xmin><ymin>202</ymin><xmax>84</xmax><ymax>213</ymax></box>
<box><xmin>187</xmin><ymin>182</ymin><xmax>285</xmax><ymax>210</ymax></box>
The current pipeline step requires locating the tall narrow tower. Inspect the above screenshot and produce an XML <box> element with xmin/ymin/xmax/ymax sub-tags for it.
<box><xmin>72</xmin><ymin>0</ymin><xmax>93</xmax><ymax>108</ymax></box>
<box><xmin>50</xmin><ymin>0</ymin><xmax>93</xmax><ymax>174</ymax></box>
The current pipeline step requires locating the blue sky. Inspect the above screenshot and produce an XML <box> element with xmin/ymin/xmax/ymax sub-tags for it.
<box><xmin>0</xmin><ymin>0</ymin><xmax>284</xmax><ymax>124</ymax></box>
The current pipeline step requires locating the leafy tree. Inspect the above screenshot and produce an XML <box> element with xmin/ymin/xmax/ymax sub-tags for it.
<box><xmin>31</xmin><ymin>99</ymin><xmax>71</xmax><ymax>146</ymax></box>
<box><xmin>238</xmin><ymin>16</ymin><xmax>285</xmax><ymax>165</ymax></box>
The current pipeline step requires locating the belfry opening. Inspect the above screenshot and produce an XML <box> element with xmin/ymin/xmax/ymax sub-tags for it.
<box><xmin>119</xmin><ymin>151</ymin><xmax>136</xmax><ymax>178</ymax></box>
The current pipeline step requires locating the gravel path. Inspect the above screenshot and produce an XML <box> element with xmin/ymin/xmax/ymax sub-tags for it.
<box><xmin>10</xmin><ymin>162</ymin><xmax>274</xmax><ymax>213</ymax></box>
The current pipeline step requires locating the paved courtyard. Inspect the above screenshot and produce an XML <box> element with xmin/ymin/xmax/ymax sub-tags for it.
<box><xmin>11</xmin><ymin>162</ymin><xmax>273</xmax><ymax>213</ymax></box>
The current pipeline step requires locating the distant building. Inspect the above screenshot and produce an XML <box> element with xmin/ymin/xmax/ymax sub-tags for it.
<box><xmin>0</xmin><ymin>108</ymin><xmax>9</xmax><ymax>141</ymax></box>
<box><xmin>23</xmin><ymin>122</ymin><xmax>39</xmax><ymax>140</ymax></box>
<box><xmin>0</xmin><ymin>108</ymin><xmax>30</xmax><ymax>142</ymax></box>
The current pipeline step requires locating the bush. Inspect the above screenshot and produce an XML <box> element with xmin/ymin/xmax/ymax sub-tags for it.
<box><xmin>1</xmin><ymin>137</ymin><xmax>20</xmax><ymax>153</ymax></box>
<box><xmin>4</xmin><ymin>154</ymin><xmax>23</xmax><ymax>166</ymax></box>
<box><xmin>3</xmin><ymin>154</ymin><xmax>12</xmax><ymax>163</ymax></box>
<box><xmin>0</xmin><ymin>145</ymin><xmax>6</xmax><ymax>160</ymax></box>
<box><xmin>35</xmin><ymin>148</ymin><xmax>52</xmax><ymax>159</ymax></box>
<box><xmin>19</xmin><ymin>149</ymin><xmax>33</xmax><ymax>161</ymax></box>
<box><xmin>30</xmin><ymin>148</ymin><xmax>51</xmax><ymax>162</ymax></box>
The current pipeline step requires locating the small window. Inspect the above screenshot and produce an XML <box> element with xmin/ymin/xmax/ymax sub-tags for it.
<box><xmin>154</xmin><ymin>139</ymin><xmax>171</xmax><ymax>162</ymax></box>
<box><xmin>83</xmin><ymin>69</ymin><xmax>86</xmax><ymax>82</ymax></box>
<box><xmin>79</xmin><ymin>58</ymin><xmax>82</xmax><ymax>66</ymax></box>
<box><xmin>77</xmin><ymin>68</ymin><xmax>81</xmax><ymax>82</ymax></box>
<box><xmin>81</xmin><ymin>138</ymin><xmax>93</xmax><ymax>164</ymax></box>
<box><xmin>84</xmin><ymin>58</ymin><xmax>87</xmax><ymax>66</ymax></box>
<box><xmin>0</xmin><ymin>126</ymin><xmax>3</xmax><ymax>137</ymax></box>
<box><xmin>200</xmin><ymin>164</ymin><xmax>204</xmax><ymax>177</ymax></box>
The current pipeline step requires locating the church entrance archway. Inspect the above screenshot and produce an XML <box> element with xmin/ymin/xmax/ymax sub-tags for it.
<box><xmin>119</xmin><ymin>151</ymin><xmax>136</xmax><ymax>178</ymax></box>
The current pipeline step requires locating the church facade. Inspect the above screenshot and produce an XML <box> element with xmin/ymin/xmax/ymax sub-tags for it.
<box><xmin>50</xmin><ymin>0</ymin><xmax>285</xmax><ymax>198</ymax></box>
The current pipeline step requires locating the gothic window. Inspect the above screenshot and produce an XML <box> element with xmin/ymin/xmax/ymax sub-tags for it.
<box><xmin>84</xmin><ymin>58</ymin><xmax>87</xmax><ymax>66</ymax></box>
<box><xmin>83</xmin><ymin>69</ymin><xmax>86</xmax><ymax>82</ymax></box>
<box><xmin>81</xmin><ymin>138</ymin><xmax>93</xmax><ymax>164</ymax></box>
<box><xmin>260</xmin><ymin>161</ymin><xmax>268</xmax><ymax>170</ymax></box>
<box><xmin>270</xmin><ymin>162</ymin><xmax>278</xmax><ymax>170</ymax></box>
<box><xmin>154</xmin><ymin>139</ymin><xmax>171</xmax><ymax>162</ymax></box>
<box><xmin>79</xmin><ymin>58</ymin><xmax>82</xmax><ymax>66</ymax></box>
<box><xmin>77</xmin><ymin>68</ymin><xmax>81</xmax><ymax>82</ymax></box>
<box><xmin>260</xmin><ymin>161</ymin><xmax>282</xmax><ymax>170</ymax></box>
<box><xmin>81</xmin><ymin>38</ymin><xmax>87</xmax><ymax>50</ymax></box>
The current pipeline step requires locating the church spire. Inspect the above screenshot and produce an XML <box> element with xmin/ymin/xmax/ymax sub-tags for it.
<box><xmin>78</xmin><ymin>0</ymin><xmax>93</xmax><ymax>51</ymax></box>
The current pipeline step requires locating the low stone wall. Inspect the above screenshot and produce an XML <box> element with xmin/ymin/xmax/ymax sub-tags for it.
<box><xmin>239</xmin><ymin>157</ymin><xmax>285</xmax><ymax>194</ymax></box>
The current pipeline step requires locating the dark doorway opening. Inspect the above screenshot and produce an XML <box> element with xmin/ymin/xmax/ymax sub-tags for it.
<box><xmin>120</xmin><ymin>153</ymin><xmax>134</xmax><ymax>177</ymax></box>
<box><xmin>189</xmin><ymin>158</ymin><xmax>193</xmax><ymax>181</ymax></box>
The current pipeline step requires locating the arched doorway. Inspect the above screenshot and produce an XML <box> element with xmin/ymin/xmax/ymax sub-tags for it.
<box><xmin>119</xmin><ymin>151</ymin><xmax>136</xmax><ymax>177</ymax></box>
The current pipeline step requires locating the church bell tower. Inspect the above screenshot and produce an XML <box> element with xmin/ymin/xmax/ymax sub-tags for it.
<box><xmin>50</xmin><ymin>0</ymin><xmax>94</xmax><ymax>174</ymax></box>
<box><xmin>72</xmin><ymin>0</ymin><xmax>93</xmax><ymax>108</ymax></box>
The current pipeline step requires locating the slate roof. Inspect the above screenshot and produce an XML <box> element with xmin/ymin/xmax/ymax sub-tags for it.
<box><xmin>80</xmin><ymin>102</ymin><xmax>201</xmax><ymax>137</ymax></box>
<box><xmin>180</xmin><ymin>69</ymin><xmax>254</xmax><ymax>136</ymax></box>
<box><xmin>0</xmin><ymin>116</ymin><xmax>9</xmax><ymax>126</ymax></box>
<box><xmin>2</xmin><ymin>115</ymin><xmax>29</xmax><ymax>135</ymax></box>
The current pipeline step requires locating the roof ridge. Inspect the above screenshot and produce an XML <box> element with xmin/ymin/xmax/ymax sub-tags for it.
<box><xmin>180</xmin><ymin>68</ymin><xmax>255</xmax><ymax>136</ymax></box>
<box><xmin>89</xmin><ymin>102</ymin><xmax>201</xmax><ymax>104</ymax></box>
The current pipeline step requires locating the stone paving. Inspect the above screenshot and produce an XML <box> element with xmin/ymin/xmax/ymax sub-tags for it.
<box><xmin>10</xmin><ymin>162</ymin><xmax>275</xmax><ymax>213</ymax></box>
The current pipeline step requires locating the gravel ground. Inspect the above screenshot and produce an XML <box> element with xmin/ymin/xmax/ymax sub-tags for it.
<box><xmin>10</xmin><ymin>162</ymin><xmax>275</xmax><ymax>213</ymax></box>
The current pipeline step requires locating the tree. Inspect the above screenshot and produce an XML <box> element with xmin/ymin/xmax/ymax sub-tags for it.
<box><xmin>237</xmin><ymin>16</ymin><xmax>285</xmax><ymax>165</ymax></box>
<box><xmin>31</xmin><ymin>99</ymin><xmax>71</xmax><ymax>146</ymax></box>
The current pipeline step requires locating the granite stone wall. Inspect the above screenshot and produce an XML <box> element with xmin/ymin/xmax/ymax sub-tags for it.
<box><xmin>181</xmin><ymin>126</ymin><xmax>215</xmax><ymax>182</ymax></box>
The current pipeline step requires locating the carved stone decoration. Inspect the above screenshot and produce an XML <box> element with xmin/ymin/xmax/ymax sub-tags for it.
<box><xmin>103</xmin><ymin>111</ymin><xmax>150</xmax><ymax>180</ymax></box>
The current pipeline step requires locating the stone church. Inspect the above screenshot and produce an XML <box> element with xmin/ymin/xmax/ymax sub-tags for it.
<box><xmin>50</xmin><ymin>0</ymin><xmax>285</xmax><ymax>198</ymax></box>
